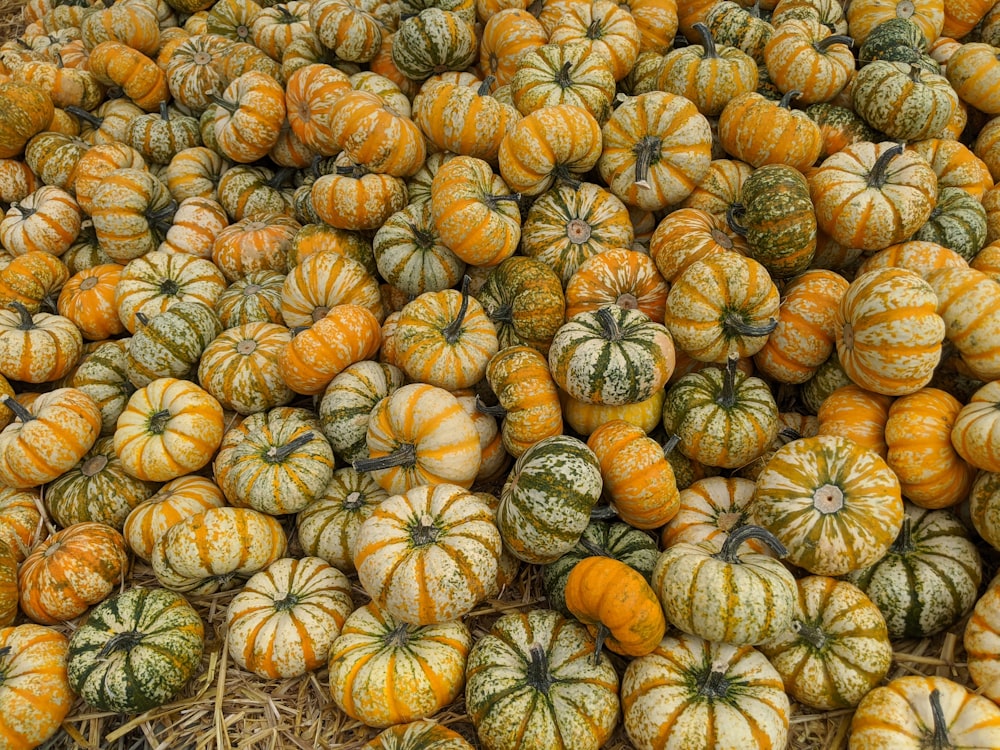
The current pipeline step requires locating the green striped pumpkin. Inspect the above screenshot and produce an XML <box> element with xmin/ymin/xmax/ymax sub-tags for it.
<box><xmin>67</xmin><ymin>587</ymin><xmax>205</xmax><ymax>713</ymax></box>
<box><xmin>372</xmin><ymin>202</ymin><xmax>466</xmax><ymax>298</ymax></box>
<box><xmin>542</xmin><ymin>520</ymin><xmax>659</xmax><ymax>616</ymax></box>
<box><xmin>319</xmin><ymin>361</ymin><xmax>405</xmax><ymax>463</ymax></box>
<box><xmin>45</xmin><ymin>436</ymin><xmax>159</xmax><ymax>529</ymax></box>
<box><xmin>497</xmin><ymin>434</ymin><xmax>603</xmax><ymax>564</ymax></box>
<box><xmin>391</xmin><ymin>8</ymin><xmax>478</xmax><ymax>81</ymax></box>
<box><xmin>730</xmin><ymin>164</ymin><xmax>816</xmax><ymax>279</ymax></box>
<box><xmin>857</xmin><ymin>17</ymin><xmax>939</xmax><ymax>73</ymax></box>
<box><xmin>913</xmin><ymin>186</ymin><xmax>988</xmax><ymax>261</ymax></box>
<box><xmin>125</xmin><ymin>300</ymin><xmax>222</xmax><ymax>388</ymax></box>
<box><xmin>548</xmin><ymin>305</ymin><xmax>675</xmax><ymax>406</ymax></box>
<box><xmin>844</xmin><ymin>503</ymin><xmax>982</xmax><ymax>640</ymax></box>
<box><xmin>71</xmin><ymin>338</ymin><xmax>135</xmax><ymax>434</ymax></box>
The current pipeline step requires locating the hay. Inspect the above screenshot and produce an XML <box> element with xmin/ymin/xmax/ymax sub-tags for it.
<box><xmin>0</xmin><ymin>0</ymin><xmax>24</xmax><ymax>41</ymax></box>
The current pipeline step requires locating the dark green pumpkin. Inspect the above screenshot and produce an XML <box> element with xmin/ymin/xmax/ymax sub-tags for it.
<box><xmin>858</xmin><ymin>18</ymin><xmax>940</xmax><ymax>74</ymax></box>
<box><xmin>729</xmin><ymin>164</ymin><xmax>816</xmax><ymax>278</ymax></box>
<box><xmin>391</xmin><ymin>8</ymin><xmax>478</xmax><ymax>81</ymax></box>
<box><xmin>800</xmin><ymin>353</ymin><xmax>853</xmax><ymax>415</ymax></box>
<box><xmin>45</xmin><ymin>436</ymin><xmax>159</xmax><ymax>529</ymax></box>
<box><xmin>705</xmin><ymin>0</ymin><xmax>774</xmax><ymax>64</ymax></box>
<box><xmin>476</xmin><ymin>255</ymin><xmax>566</xmax><ymax>355</ymax></box>
<box><xmin>542</xmin><ymin>520</ymin><xmax>659</xmax><ymax>616</ymax></box>
<box><xmin>67</xmin><ymin>587</ymin><xmax>205</xmax><ymax>713</ymax></box>
<box><xmin>125</xmin><ymin>300</ymin><xmax>223</xmax><ymax>387</ymax></box>
<box><xmin>496</xmin><ymin>434</ymin><xmax>603</xmax><ymax>564</ymax></box>
<box><xmin>319</xmin><ymin>361</ymin><xmax>406</xmax><ymax>463</ymax></box>
<box><xmin>844</xmin><ymin>503</ymin><xmax>982</xmax><ymax>639</ymax></box>
<box><xmin>913</xmin><ymin>186</ymin><xmax>988</xmax><ymax>262</ymax></box>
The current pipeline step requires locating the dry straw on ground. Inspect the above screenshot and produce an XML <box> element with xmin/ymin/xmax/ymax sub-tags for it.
<box><xmin>0</xmin><ymin>1</ymin><xmax>994</xmax><ymax>747</ymax></box>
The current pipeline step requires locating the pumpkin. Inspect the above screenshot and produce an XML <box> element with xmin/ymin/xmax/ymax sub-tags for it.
<box><xmin>45</xmin><ymin>436</ymin><xmax>158</xmax><ymax>530</ymax></box>
<box><xmin>0</xmin><ymin>249</ymin><xmax>69</xmax><ymax>314</ymax></box>
<box><xmin>122</xmin><ymin>475</ymin><xmax>226</xmax><ymax>563</ymax></box>
<box><xmin>310</xmin><ymin>156</ymin><xmax>408</xmax><ymax>231</ymax></box>
<box><xmin>90</xmin><ymin>168</ymin><xmax>176</xmax><ymax>264</ymax></box>
<box><xmin>71</xmin><ymin>339</ymin><xmax>134</xmax><ymax>436</ymax></box>
<box><xmin>484</xmin><ymin>345</ymin><xmax>564</xmax><ymax>458</ymax></box>
<box><xmin>758</xmin><ymin>575</ymin><xmax>891</xmax><ymax>710</ymax></box>
<box><xmin>214</xmin><ymin>406</ymin><xmax>335</xmax><ymax>516</ymax></box>
<box><xmin>0</xmin><ymin>486</ymin><xmax>43</xmax><ymax>562</ymax></box>
<box><xmin>649</xmin><ymin>207</ymin><xmax>747</xmax><ymax>285</ymax></box>
<box><xmin>815</xmin><ymin>384</ymin><xmax>893</xmax><ymax>458</ymax></box>
<box><xmin>951</xmin><ymin>380</ymin><xmax>1000</xmax><ymax>472</ymax></box>
<box><xmin>849</xmin><ymin>676</ymin><xmax>1000</xmax><ymax>750</ymax></box>
<box><xmin>965</xmin><ymin>578</ymin><xmax>1000</xmax><ymax>703</ymax></box>
<box><xmin>621</xmin><ymin>633</ymin><xmax>789</xmax><ymax>750</ymax></box>
<box><xmin>113</xmin><ymin>376</ymin><xmax>225</xmax><ymax>482</ymax></box>
<box><xmin>496</xmin><ymin>434</ymin><xmax>603</xmax><ymax>564</ymax></box>
<box><xmin>57</xmin><ymin>264</ymin><xmax>126</xmax><ymax>342</ymax></box>
<box><xmin>914</xmin><ymin>186</ymin><xmax>988</xmax><ymax>261</ymax></box>
<box><xmin>884</xmin><ymin>387</ymin><xmax>976</xmax><ymax>508</ymax></box>
<box><xmin>126</xmin><ymin>300</ymin><xmax>222</xmax><ymax>388</ymax></box>
<box><xmin>197</xmin><ymin>321</ymin><xmax>293</xmax><ymax>415</ymax></box>
<box><xmin>87</xmin><ymin>40</ymin><xmax>168</xmax><ymax>112</ymax></box>
<box><xmin>752</xmin><ymin>434</ymin><xmax>904</xmax><ymax>576</ymax></box>
<box><xmin>662</xmin><ymin>357</ymin><xmax>779</xmax><ymax>470</ymax></box>
<box><xmin>0</xmin><ymin>81</ymin><xmax>55</xmax><ymax>159</ymax></box>
<box><xmin>372</xmin><ymin>202</ymin><xmax>466</xmax><ymax>298</ymax></box>
<box><xmin>211</xmin><ymin>70</ymin><xmax>286</xmax><ymax>164</ymax></box>
<box><xmin>0</xmin><ymin>540</ymin><xmax>15</xmax><ymax>628</ymax></box>
<box><xmin>280</xmin><ymin>248</ymin><xmax>383</xmax><ymax>329</ymax></box>
<box><xmin>354</xmin><ymin>483</ymin><xmax>500</xmax><ymax>625</ymax></box>
<box><xmin>391</xmin><ymin>8</ymin><xmax>478</xmax><ymax>81</ymax></box>
<box><xmin>0</xmin><ymin>185</ymin><xmax>82</xmax><ymax>259</ymax></box>
<box><xmin>0</xmin><ymin>624</ymin><xmax>73</xmax><ymax>750</ymax></box>
<box><xmin>659</xmin><ymin>475</ymin><xmax>766</xmax><ymax>552</ymax></box>
<box><xmin>476</xmin><ymin>256</ymin><xmax>565</xmax><ymax>355</ymax></box>
<box><xmin>946</xmin><ymin>42</ymin><xmax>1000</xmax><ymax>115</ymax></box>
<box><xmin>0</xmin><ymin>387</ymin><xmax>100</xmax><ymax>488</ymax></box>
<box><xmin>67</xmin><ymin>586</ymin><xmax>204</xmax><ymax>713</ymax></box>
<box><xmin>363</xmin><ymin>721</ymin><xmax>474</xmax><ymax>750</ymax></box>
<box><xmin>0</xmin><ymin>303</ymin><xmax>82</xmax><ymax>384</ymax></box>
<box><xmin>212</xmin><ymin>213</ymin><xmax>300</xmax><ymax>282</ymax></box>
<box><xmin>665</xmin><ymin>252</ymin><xmax>780</xmax><ymax>364</ymax></box>
<box><xmin>835</xmin><ymin>267</ymin><xmax>946</xmax><ymax>396</ymax></box>
<box><xmin>328</xmin><ymin>601</ymin><xmax>471</xmax><ymax>728</ymax></box>
<box><xmin>548</xmin><ymin>305</ymin><xmax>675</xmax><ymax>406</ymax></box>
<box><xmin>564</xmin><ymin>247</ymin><xmax>667</xmax><ymax>323</ymax></box>
<box><xmin>844</xmin><ymin>502</ymin><xmax>982</xmax><ymax>639</ymax></box>
<box><xmin>718</xmin><ymin>90</ymin><xmax>823</xmax><ymax>172</ymax></box>
<box><xmin>18</xmin><ymin>521</ymin><xmax>130</xmax><ymax>625</ymax></box>
<box><xmin>318</xmin><ymin>360</ymin><xmax>403</xmax><ymax>464</ymax></box>
<box><xmin>509</xmin><ymin>41</ymin><xmax>617</xmax><ymax>125</ymax></box>
<box><xmin>465</xmin><ymin>608</ymin><xmax>619</xmax><ymax>750</ymax></box>
<box><xmin>226</xmin><ymin>556</ymin><xmax>353</xmax><ymax>679</ymax></box>
<box><xmin>151</xmin><ymin>505</ymin><xmax>287</xmax><ymax>594</ymax></box>
<box><xmin>598</xmin><ymin>91</ymin><xmax>713</xmax><ymax>211</ymax></box>
<box><xmin>214</xmin><ymin>270</ymin><xmax>285</xmax><ymax>329</ymax></box>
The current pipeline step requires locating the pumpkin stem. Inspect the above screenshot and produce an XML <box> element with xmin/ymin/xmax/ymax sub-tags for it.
<box><xmin>928</xmin><ymin>688</ymin><xmax>951</xmax><ymax>749</ymax></box>
<box><xmin>9</xmin><ymin>301</ymin><xmax>34</xmax><ymax>330</ymax></box>
<box><xmin>264</xmin><ymin>431</ymin><xmax>315</xmax><ymax>464</ymax></box>
<box><xmin>269</xmin><ymin>167</ymin><xmax>295</xmax><ymax>189</ymax></box>
<box><xmin>778</xmin><ymin>90</ymin><xmax>801</xmax><ymax>109</ymax></box>
<box><xmin>692</xmin><ymin>23</ymin><xmax>718</xmax><ymax>58</ymax></box>
<box><xmin>726</xmin><ymin>203</ymin><xmax>748</xmax><ymax>237</ymax></box>
<box><xmin>889</xmin><ymin>515</ymin><xmax>913</xmax><ymax>554</ymax></box>
<box><xmin>486</xmin><ymin>192</ymin><xmax>521</xmax><ymax>210</ymax></box>
<box><xmin>353</xmin><ymin>442</ymin><xmax>417</xmax><ymax>473</ymax></box>
<box><xmin>595</xmin><ymin>305</ymin><xmax>622</xmax><ymax>341</ymax></box>
<box><xmin>97</xmin><ymin>630</ymin><xmax>145</xmax><ymax>659</ymax></box>
<box><xmin>146</xmin><ymin>200</ymin><xmax>177</xmax><ymax>232</ymax></box>
<box><xmin>722</xmin><ymin>312</ymin><xmax>778</xmax><ymax>339</ymax></box>
<box><xmin>816</xmin><ymin>35</ymin><xmax>854</xmax><ymax>52</ymax></box>
<box><xmin>909</xmin><ymin>63</ymin><xmax>923</xmax><ymax>82</ymax></box>
<box><xmin>716</xmin><ymin>356</ymin><xmax>740</xmax><ymax>409</ymax></box>
<box><xmin>579</xmin><ymin>535</ymin><xmax>611</xmax><ymax>557</ymax></box>
<box><xmin>592</xmin><ymin>623</ymin><xmax>610</xmax><ymax>664</ymax></box>
<box><xmin>410</xmin><ymin>513</ymin><xmax>440</xmax><ymax>546</ymax></box>
<box><xmin>1</xmin><ymin>396</ymin><xmax>33</xmax><ymax>424</ymax></box>
<box><xmin>633</xmin><ymin>135</ymin><xmax>660</xmax><ymax>189</ymax></box>
<box><xmin>386</xmin><ymin>622</ymin><xmax>410</xmax><ymax>648</ymax></box>
<box><xmin>159</xmin><ymin>100</ymin><xmax>170</xmax><ymax>121</ymax></box>
<box><xmin>662</xmin><ymin>433</ymin><xmax>681</xmax><ymax>457</ymax></box>
<box><xmin>441</xmin><ymin>275</ymin><xmax>472</xmax><ymax>344</ymax></box>
<box><xmin>589</xmin><ymin>506</ymin><xmax>618</xmax><ymax>521</ymax></box>
<box><xmin>476</xmin><ymin>396</ymin><xmax>506</xmax><ymax>419</ymax></box>
<box><xmin>147</xmin><ymin>408</ymin><xmax>172</xmax><ymax>435</ymax></box>
<box><xmin>696</xmin><ymin>663</ymin><xmax>731</xmax><ymax>698</ymax></box>
<box><xmin>716</xmin><ymin>523</ymin><xmax>787</xmax><ymax>563</ymax></box>
<box><xmin>487</xmin><ymin>302</ymin><xmax>513</xmax><ymax>325</ymax></box>
<box><xmin>66</xmin><ymin>105</ymin><xmax>102</xmax><ymax>127</ymax></box>
<box><xmin>0</xmin><ymin>646</ymin><xmax>9</xmax><ymax>658</ymax></box>
<box><xmin>867</xmin><ymin>142</ymin><xmax>905</xmax><ymax>188</ymax></box>
<box><xmin>273</xmin><ymin>592</ymin><xmax>299</xmax><ymax>611</ymax></box>
<box><xmin>81</xmin><ymin>454</ymin><xmax>109</xmax><ymax>477</ymax></box>
<box><xmin>793</xmin><ymin>620</ymin><xmax>827</xmax><ymax>651</ymax></box>
<box><xmin>209</xmin><ymin>94</ymin><xmax>238</xmax><ymax>114</ymax></box>
<box><xmin>778</xmin><ymin>427</ymin><xmax>802</xmax><ymax>442</ymax></box>
<box><xmin>526</xmin><ymin>642</ymin><xmax>553</xmax><ymax>693</ymax></box>
<box><xmin>160</xmin><ymin>278</ymin><xmax>180</xmax><ymax>296</ymax></box>
<box><xmin>586</xmin><ymin>15</ymin><xmax>604</xmax><ymax>39</ymax></box>
<box><xmin>556</xmin><ymin>60</ymin><xmax>574</xmax><ymax>88</ymax></box>
<box><xmin>135</xmin><ymin>311</ymin><xmax>150</xmax><ymax>326</ymax></box>
<box><xmin>478</xmin><ymin>76</ymin><xmax>496</xmax><ymax>96</ymax></box>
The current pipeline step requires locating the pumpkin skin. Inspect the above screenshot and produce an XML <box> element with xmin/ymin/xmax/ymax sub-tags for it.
<box><xmin>0</xmin><ymin>81</ymin><xmax>55</xmax><ymax>160</ymax></box>
<box><xmin>548</xmin><ymin>305</ymin><xmax>675</xmax><ymax>406</ymax></box>
<box><xmin>662</xmin><ymin>360</ymin><xmax>779</xmax><ymax>471</ymax></box>
<box><xmin>0</xmin><ymin>540</ymin><xmax>16</xmax><ymax>627</ymax></box>
<box><xmin>816</xmin><ymin>385</ymin><xmax>893</xmax><ymax>459</ymax></box>
<box><xmin>564</xmin><ymin>247</ymin><xmax>667</xmax><ymax>323</ymax></box>
<box><xmin>883</xmin><ymin>387</ymin><xmax>976</xmax><ymax>509</ymax></box>
<box><xmin>363</xmin><ymin>720</ymin><xmax>474</xmax><ymax>750</ymax></box>
<box><xmin>0</xmin><ymin>624</ymin><xmax>73</xmax><ymax>750</ymax></box>
<box><xmin>844</xmin><ymin>503</ymin><xmax>982</xmax><ymax>640</ymax></box>
<box><xmin>214</xmin><ymin>406</ymin><xmax>335</xmax><ymax>516</ymax></box>
<box><xmin>951</xmin><ymin>380</ymin><xmax>1000</xmax><ymax>472</ymax></box>
<box><xmin>752</xmin><ymin>435</ymin><xmax>904</xmax><ymax>577</ymax></box>
<box><xmin>225</xmin><ymin>556</ymin><xmax>354</xmax><ymax>679</ymax></box>
<box><xmin>849</xmin><ymin>675</ymin><xmax>1000</xmax><ymax>750</ymax></box>
<box><xmin>391</xmin><ymin>8</ymin><xmax>478</xmax><ymax>81</ymax></box>
<box><xmin>621</xmin><ymin>633</ymin><xmax>789</xmax><ymax>750</ymax></box>
<box><xmin>852</xmin><ymin>60</ymin><xmax>958</xmax><ymax>141</ymax></box>
<box><xmin>758</xmin><ymin>576</ymin><xmax>892</xmax><ymax>710</ymax></box>
<box><xmin>509</xmin><ymin>41</ymin><xmax>617</xmax><ymax>125</ymax></box>
<box><xmin>496</xmin><ymin>434</ymin><xmax>604</xmax><ymax>564</ymax></box>
<box><xmin>965</xmin><ymin>578</ymin><xmax>1000</xmax><ymax>703</ymax></box>
<box><xmin>328</xmin><ymin>602</ymin><xmax>471</xmax><ymax>729</ymax></box>
<box><xmin>319</xmin><ymin>361</ymin><xmax>404</xmax><ymax>463</ymax></box>
<box><xmin>0</xmin><ymin>487</ymin><xmax>43</xmax><ymax>563</ymax></box>
<box><xmin>67</xmin><ymin>587</ymin><xmax>204</xmax><ymax>713</ymax></box>
<box><xmin>18</xmin><ymin>521</ymin><xmax>130</xmax><ymax>625</ymax></box>
<box><xmin>114</xmin><ymin>377</ymin><xmax>225</xmax><ymax>483</ymax></box>
<box><xmin>465</xmin><ymin>608</ymin><xmax>619</xmax><ymax>750</ymax></box>
<box><xmin>71</xmin><ymin>339</ymin><xmax>135</xmax><ymax>437</ymax></box>
<box><xmin>0</xmin><ymin>387</ymin><xmax>100</xmax><ymax>489</ymax></box>
<box><xmin>354</xmin><ymin>483</ymin><xmax>501</xmax><ymax>625</ymax></box>
<box><xmin>836</xmin><ymin>268</ymin><xmax>946</xmax><ymax>396</ymax></box>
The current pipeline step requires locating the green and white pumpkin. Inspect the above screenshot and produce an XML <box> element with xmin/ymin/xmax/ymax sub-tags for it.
<box><xmin>71</xmin><ymin>338</ymin><xmax>136</xmax><ymax>435</ymax></box>
<box><xmin>319</xmin><ymin>361</ymin><xmax>406</xmax><ymax>463</ymax></box>
<box><xmin>125</xmin><ymin>300</ymin><xmax>223</xmax><ymax>388</ymax></box>
<box><xmin>912</xmin><ymin>186</ymin><xmax>988</xmax><ymax>261</ymax></box>
<box><xmin>67</xmin><ymin>587</ymin><xmax>205</xmax><ymax>713</ymax></box>
<box><xmin>465</xmin><ymin>608</ymin><xmax>620</xmax><ymax>750</ymax></box>
<box><xmin>844</xmin><ymin>502</ymin><xmax>982</xmax><ymax>640</ymax></box>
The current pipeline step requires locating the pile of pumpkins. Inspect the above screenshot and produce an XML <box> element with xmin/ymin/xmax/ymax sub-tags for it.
<box><xmin>7</xmin><ymin>0</ymin><xmax>1000</xmax><ymax>747</ymax></box>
